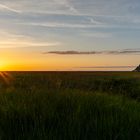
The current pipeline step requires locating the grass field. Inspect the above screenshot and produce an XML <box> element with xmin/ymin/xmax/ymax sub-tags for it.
<box><xmin>0</xmin><ymin>71</ymin><xmax>140</xmax><ymax>140</ymax></box>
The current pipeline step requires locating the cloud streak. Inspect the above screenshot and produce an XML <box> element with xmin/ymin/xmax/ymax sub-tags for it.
<box><xmin>77</xmin><ymin>66</ymin><xmax>136</xmax><ymax>69</ymax></box>
<box><xmin>0</xmin><ymin>41</ymin><xmax>61</xmax><ymax>48</ymax></box>
<box><xmin>18</xmin><ymin>21</ymin><xmax>105</xmax><ymax>29</ymax></box>
<box><xmin>0</xmin><ymin>3</ymin><xmax>21</xmax><ymax>13</ymax></box>
<box><xmin>0</xmin><ymin>31</ymin><xmax>61</xmax><ymax>48</ymax></box>
<box><xmin>54</xmin><ymin>0</ymin><xmax>78</xmax><ymax>14</ymax></box>
<box><xmin>45</xmin><ymin>49</ymin><xmax>140</xmax><ymax>55</ymax></box>
<box><xmin>44</xmin><ymin>51</ymin><xmax>101</xmax><ymax>55</ymax></box>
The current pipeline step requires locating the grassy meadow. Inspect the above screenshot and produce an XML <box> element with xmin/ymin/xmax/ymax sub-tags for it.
<box><xmin>0</xmin><ymin>71</ymin><xmax>140</xmax><ymax>140</ymax></box>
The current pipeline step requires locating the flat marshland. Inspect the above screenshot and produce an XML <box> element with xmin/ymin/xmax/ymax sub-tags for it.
<box><xmin>0</xmin><ymin>72</ymin><xmax>140</xmax><ymax>140</ymax></box>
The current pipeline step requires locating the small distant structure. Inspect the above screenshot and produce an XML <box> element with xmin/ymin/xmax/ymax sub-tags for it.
<box><xmin>133</xmin><ymin>65</ymin><xmax>140</xmax><ymax>72</ymax></box>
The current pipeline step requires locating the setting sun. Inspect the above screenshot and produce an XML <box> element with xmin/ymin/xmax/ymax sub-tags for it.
<box><xmin>0</xmin><ymin>60</ymin><xmax>8</xmax><ymax>71</ymax></box>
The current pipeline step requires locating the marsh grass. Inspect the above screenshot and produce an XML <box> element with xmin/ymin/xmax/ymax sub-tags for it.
<box><xmin>0</xmin><ymin>72</ymin><xmax>139</xmax><ymax>140</ymax></box>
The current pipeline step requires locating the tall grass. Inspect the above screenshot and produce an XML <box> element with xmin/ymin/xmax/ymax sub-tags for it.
<box><xmin>0</xmin><ymin>72</ymin><xmax>139</xmax><ymax>139</ymax></box>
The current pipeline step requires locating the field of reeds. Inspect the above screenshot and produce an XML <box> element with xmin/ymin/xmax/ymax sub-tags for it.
<box><xmin>0</xmin><ymin>71</ymin><xmax>139</xmax><ymax>140</ymax></box>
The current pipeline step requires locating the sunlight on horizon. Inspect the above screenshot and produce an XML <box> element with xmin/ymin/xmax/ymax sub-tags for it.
<box><xmin>0</xmin><ymin>0</ymin><xmax>140</xmax><ymax>71</ymax></box>
<box><xmin>0</xmin><ymin>71</ymin><xmax>13</xmax><ymax>85</ymax></box>
<box><xmin>0</xmin><ymin>61</ymin><xmax>8</xmax><ymax>71</ymax></box>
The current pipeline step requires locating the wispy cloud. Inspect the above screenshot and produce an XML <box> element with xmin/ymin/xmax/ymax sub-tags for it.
<box><xmin>0</xmin><ymin>30</ymin><xmax>61</xmax><ymax>48</ymax></box>
<box><xmin>0</xmin><ymin>0</ymin><xmax>140</xmax><ymax>52</ymax></box>
<box><xmin>0</xmin><ymin>41</ymin><xmax>61</xmax><ymax>48</ymax></box>
<box><xmin>0</xmin><ymin>3</ymin><xmax>21</xmax><ymax>13</ymax></box>
<box><xmin>76</xmin><ymin>66</ymin><xmax>136</xmax><ymax>69</ymax></box>
<box><xmin>87</xmin><ymin>17</ymin><xmax>103</xmax><ymax>25</ymax></box>
<box><xmin>18</xmin><ymin>21</ymin><xmax>105</xmax><ymax>29</ymax></box>
<box><xmin>45</xmin><ymin>49</ymin><xmax>140</xmax><ymax>55</ymax></box>
<box><xmin>16</xmin><ymin>14</ymin><xmax>140</xmax><ymax>30</ymax></box>
<box><xmin>54</xmin><ymin>0</ymin><xmax>78</xmax><ymax>14</ymax></box>
<box><xmin>123</xmin><ymin>48</ymin><xmax>140</xmax><ymax>51</ymax></box>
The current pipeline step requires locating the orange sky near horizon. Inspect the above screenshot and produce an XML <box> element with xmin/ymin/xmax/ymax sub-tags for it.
<box><xmin>0</xmin><ymin>50</ymin><xmax>138</xmax><ymax>71</ymax></box>
<box><xmin>0</xmin><ymin>0</ymin><xmax>140</xmax><ymax>71</ymax></box>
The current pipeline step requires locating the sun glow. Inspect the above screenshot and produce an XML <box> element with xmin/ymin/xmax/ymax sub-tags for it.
<box><xmin>0</xmin><ymin>61</ymin><xmax>6</xmax><ymax>71</ymax></box>
<box><xmin>0</xmin><ymin>72</ymin><xmax>13</xmax><ymax>84</ymax></box>
<box><xmin>0</xmin><ymin>60</ymin><xmax>10</xmax><ymax>71</ymax></box>
<box><xmin>0</xmin><ymin>60</ymin><xmax>12</xmax><ymax>84</ymax></box>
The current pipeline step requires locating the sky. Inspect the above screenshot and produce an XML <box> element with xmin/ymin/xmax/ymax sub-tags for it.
<box><xmin>0</xmin><ymin>0</ymin><xmax>140</xmax><ymax>71</ymax></box>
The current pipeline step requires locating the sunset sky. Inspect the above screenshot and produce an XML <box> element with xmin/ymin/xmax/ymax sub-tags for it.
<box><xmin>0</xmin><ymin>0</ymin><xmax>140</xmax><ymax>71</ymax></box>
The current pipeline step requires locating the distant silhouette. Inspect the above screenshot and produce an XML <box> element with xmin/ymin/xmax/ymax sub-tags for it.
<box><xmin>133</xmin><ymin>65</ymin><xmax>140</xmax><ymax>72</ymax></box>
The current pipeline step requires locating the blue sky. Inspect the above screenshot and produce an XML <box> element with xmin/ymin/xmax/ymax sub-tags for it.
<box><xmin>0</xmin><ymin>0</ymin><xmax>140</xmax><ymax>70</ymax></box>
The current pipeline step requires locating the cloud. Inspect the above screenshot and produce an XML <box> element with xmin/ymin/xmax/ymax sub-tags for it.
<box><xmin>0</xmin><ymin>41</ymin><xmax>61</xmax><ymax>48</ymax></box>
<box><xmin>16</xmin><ymin>13</ymin><xmax>140</xmax><ymax>30</ymax></box>
<box><xmin>1</xmin><ymin>0</ymin><xmax>140</xmax><ymax>34</ymax></box>
<box><xmin>0</xmin><ymin>3</ymin><xmax>21</xmax><ymax>13</ymax></box>
<box><xmin>0</xmin><ymin>30</ymin><xmax>61</xmax><ymax>48</ymax></box>
<box><xmin>44</xmin><ymin>51</ymin><xmax>101</xmax><ymax>55</ymax></box>
<box><xmin>53</xmin><ymin>0</ymin><xmax>78</xmax><ymax>14</ymax></box>
<box><xmin>76</xmin><ymin>66</ymin><xmax>136</xmax><ymax>69</ymax></box>
<box><xmin>19</xmin><ymin>22</ymin><xmax>106</xmax><ymax>28</ymax></box>
<box><xmin>123</xmin><ymin>48</ymin><xmax>140</xmax><ymax>51</ymax></box>
<box><xmin>87</xmin><ymin>17</ymin><xmax>103</xmax><ymax>25</ymax></box>
<box><xmin>45</xmin><ymin>49</ymin><xmax>140</xmax><ymax>55</ymax></box>
<box><xmin>0</xmin><ymin>0</ymin><xmax>140</xmax><ymax>52</ymax></box>
<box><xmin>2</xmin><ymin>0</ymin><xmax>140</xmax><ymax>17</ymax></box>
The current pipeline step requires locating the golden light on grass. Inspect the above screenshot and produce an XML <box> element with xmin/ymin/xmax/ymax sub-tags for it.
<box><xmin>0</xmin><ymin>61</ymin><xmax>13</xmax><ymax>84</ymax></box>
<box><xmin>0</xmin><ymin>72</ymin><xmax>13</xmax><ymax>85</ymax></box>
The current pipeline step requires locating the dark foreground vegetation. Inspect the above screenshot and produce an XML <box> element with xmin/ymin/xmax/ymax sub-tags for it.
<box><xmin>0</xmin><ymin>71</ymin><xmax>140</xmax><ymax>140</ymax></box>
